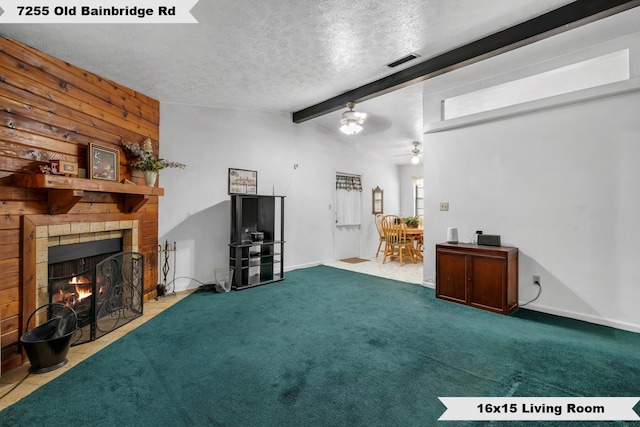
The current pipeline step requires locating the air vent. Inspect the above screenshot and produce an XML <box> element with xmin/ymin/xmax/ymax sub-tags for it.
<box><xmin>386</xmin><ymin>53</ymin><xmax>420</xmax><ymax>68</ymax></box>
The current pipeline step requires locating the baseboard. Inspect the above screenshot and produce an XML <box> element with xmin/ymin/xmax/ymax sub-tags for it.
<box><xmin>284</xmin><ymin>260</ymin><xmax>332</xmax><ymax>272</ymax></box>
<box><xmin>421</xmin><ymin>280</ymin><xmax>435</xmax><ymax>289</ymax></box>
<box><xmin>520</xmin><ymin>302</ymin><xmax>640</xmax><ymax>334</ymax></box>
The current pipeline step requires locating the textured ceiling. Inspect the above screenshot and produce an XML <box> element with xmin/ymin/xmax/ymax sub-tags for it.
<box><xmin>0</xmin><ymin>0</ymin><xmax>577</xmax><ymax>163</ymax></box>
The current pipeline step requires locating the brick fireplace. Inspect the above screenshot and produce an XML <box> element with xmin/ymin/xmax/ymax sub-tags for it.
<box><xmin>22</xmin><ymin>215</ymin><xmax>140</xmax><ymax>333</ymax></box>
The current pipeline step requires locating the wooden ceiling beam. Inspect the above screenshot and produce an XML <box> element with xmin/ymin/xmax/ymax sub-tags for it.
<box><xmin>292</xmin><ymin>0</ymin><xmax>640</xmax><ymax>123</ymax></box>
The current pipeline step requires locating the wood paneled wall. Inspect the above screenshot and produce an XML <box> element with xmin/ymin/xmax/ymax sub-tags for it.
<box><xmin>0</xmin><ymin>35</ymin><xmax>161</xmax><ymax>373</ymax></box>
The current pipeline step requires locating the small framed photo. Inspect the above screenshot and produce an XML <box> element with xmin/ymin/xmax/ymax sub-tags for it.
<box><xmin>50</xmin><ymin>160</ymin><xmax>79</xmax><ymax>177</ymax></box>
<box><xmin>88</xmin><ymin>143</ymin><xmax>119</xmax><ymax>182</ymax></box>
<box><xmin>228</xmin><ymin>168</ymin><xmax>258</xmax><ymax>195</ymax></box>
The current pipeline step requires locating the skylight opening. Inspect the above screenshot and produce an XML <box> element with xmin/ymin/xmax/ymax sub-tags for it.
<box><xmin>442</xmin><ymin>49</ymin><xmax>630</xmax><ymax>120</ymax></box>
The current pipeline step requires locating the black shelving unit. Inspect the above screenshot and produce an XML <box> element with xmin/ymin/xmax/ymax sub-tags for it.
<box><xmin>229</xmin><ymin>195</ymin><xmax>285</xmax><ymax>290</ymax></box>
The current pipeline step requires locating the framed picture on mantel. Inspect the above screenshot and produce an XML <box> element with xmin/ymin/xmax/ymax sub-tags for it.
<box><xmin>88</xmin><ymin>143</ymin><xmax>119</xmax><ymax>182</ymax></box>
<box><xmin>228</xmin><ymin>168</ymin><xmax>257</xmax><ymax>195</ymax></box>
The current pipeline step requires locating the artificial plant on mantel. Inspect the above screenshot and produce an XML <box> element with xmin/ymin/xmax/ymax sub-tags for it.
<box><xmin>122</xmin><ymin>138</ymin><xmax>186</xmax><ymax>186</ymax></box>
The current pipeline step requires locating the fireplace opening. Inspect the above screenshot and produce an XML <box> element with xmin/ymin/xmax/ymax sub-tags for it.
<box><xmin>48</xmin><ymin>239</ymin><xmax>143</xmax><ymax>345</ymax></box>
<box><xmin>49</xmin><ymin>238</ymin><xmax>123</xmax><ymax>278</ymax></box>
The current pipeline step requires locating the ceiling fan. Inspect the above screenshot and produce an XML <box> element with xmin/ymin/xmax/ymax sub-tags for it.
<box><xmin>395</xmin><ymin>141</ymin><xmax>422</xmax><ymax>164</ymax></box>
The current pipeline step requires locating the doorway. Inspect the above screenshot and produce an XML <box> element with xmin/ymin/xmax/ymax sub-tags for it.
<box><xmin>333</xmin><ymin>173</ymin><xmax>362</xmax><ymax>260</ymax></box>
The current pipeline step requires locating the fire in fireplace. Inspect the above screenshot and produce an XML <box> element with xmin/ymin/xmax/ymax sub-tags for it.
<box><xmin>48</xmin><ymin>239</ymin><xmax>143</xmax><ymax>345</ymax></box>
<box><xmin>54</xmin><ymin>275</ymin><xmax>92</xmax><ymax>306</ymax></box>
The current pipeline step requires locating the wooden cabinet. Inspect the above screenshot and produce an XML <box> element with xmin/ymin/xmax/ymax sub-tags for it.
<box><xmin>436</xmin><ymin>243</ymin><xmax>518</xmax><ymax>315</ymax></box>
<box><xmin>229</xmin><ymin>195</ymin><xmax>285</xmax><ymax>290</ymax></box>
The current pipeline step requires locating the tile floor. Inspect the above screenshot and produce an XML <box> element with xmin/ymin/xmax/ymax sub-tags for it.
<box><xmin>324</xmin><ymin>253</ymin><xmax>428</xmax><ymax>286</ymax></box>
<box><xmin>0</xmin><ymin>255</ymin><xmax>427</xmax><ymax>410</ymax></box>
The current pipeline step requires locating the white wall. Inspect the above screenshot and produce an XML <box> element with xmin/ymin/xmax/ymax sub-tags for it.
<box><xmin>158</xmin><ymin>104</ymin><xmax>400</xmax><ymax>290</ymax></box>
<box><xmin>422</xmin><ymin>11</ymin><xmax>640</xmax><ymax>332</ymax></box>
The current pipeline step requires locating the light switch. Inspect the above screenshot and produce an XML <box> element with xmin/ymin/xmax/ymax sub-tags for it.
<box><xmin>440</xmin><ymin>202</ymin><xmax>449</xmax><ymax>211</ymax></box>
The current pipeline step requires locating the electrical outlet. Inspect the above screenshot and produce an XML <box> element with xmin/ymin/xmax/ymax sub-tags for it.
<box><xmin>440</xmin><ymin>202</ymin><xmax>449</xmax><ymax>211</ymax></box>
<box><xmin>533</xmin><ymin>275</ymin><xmax>540</xmax><ymax>286</ymax></box>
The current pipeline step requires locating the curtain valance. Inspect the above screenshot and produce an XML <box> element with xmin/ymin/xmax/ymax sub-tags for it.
<box><xmin>336</xmin><ymin>175</ymin><xmax>362</xmax><ymax>191</ymax></box>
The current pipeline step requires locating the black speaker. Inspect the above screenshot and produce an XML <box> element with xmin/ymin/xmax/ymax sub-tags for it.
<box><xmin>477</xmin><ymin>234</ymin><xmax>501</xmax><ymax>246</ymax></box>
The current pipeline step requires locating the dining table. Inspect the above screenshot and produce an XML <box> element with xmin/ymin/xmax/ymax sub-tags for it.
<box><xmin>404</xmin><ymin>227</ymin><xmax>424</xmax><ymax>260</ymax></box>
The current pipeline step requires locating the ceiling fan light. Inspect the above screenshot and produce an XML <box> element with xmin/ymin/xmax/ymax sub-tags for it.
<box><xmin>340</xmin><ymin>122</ymin><xmax>363</xmax><ymax>135</ymax></box>
<box><xmin>341</xmin><ymin>110</ymin><xmax>365</xmax><ymax>123</ymax></box>
<box><xmin>411</xmin><ymin>155</ymin><xmax>420</xmax><ymax>165</ymax></box>
<box><xmin>339</xmin><ymin>102</ymin><xmax>366</xmax><ymax>135</ymax></box>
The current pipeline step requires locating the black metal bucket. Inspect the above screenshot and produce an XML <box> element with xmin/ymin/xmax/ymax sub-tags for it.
<box><xmin>20</xmin><ymin>303</ymin><xmax>78</xmax><ymax>374</ymax></box>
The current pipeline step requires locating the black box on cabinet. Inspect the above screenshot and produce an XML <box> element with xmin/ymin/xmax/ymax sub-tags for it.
<box><xmin>477</xmin><ymin>234</ymin><xmax>501</xmax><ymax>246</ymax></box>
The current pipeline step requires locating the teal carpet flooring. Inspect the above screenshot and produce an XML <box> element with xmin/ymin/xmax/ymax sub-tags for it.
<box><xmin>1</xmin><ymin>265</ymin><xmax>639</xmax><ymax>426</ymax></box>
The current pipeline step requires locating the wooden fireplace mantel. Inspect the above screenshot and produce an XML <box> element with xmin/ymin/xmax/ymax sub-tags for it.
<box><xmin>12</xmin><ymin>174</ymin><xmax>165</xmax><ymax>214</ymax></box>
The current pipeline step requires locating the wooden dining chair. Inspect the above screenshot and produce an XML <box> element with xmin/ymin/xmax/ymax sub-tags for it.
<box><xmin>416</xmin><ymin>215</ymin><xmax>424</xmax><ymax>255</ymax></box>
<box><xmin>381</xmin><ymin>215</ymin><xmax>415</xmax><ymax>266</ymax></box>
<box><xmin>374</xmin><ymin>214</ymin><xmax>386</xmax><ymax>257</ymax></box>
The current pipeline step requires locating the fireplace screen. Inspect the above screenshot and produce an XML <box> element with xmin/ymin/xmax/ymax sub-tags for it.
<box><xmin>48</xmin><ymin>252</ymin><xmax>144</xmax><ymax>345</ymax></box>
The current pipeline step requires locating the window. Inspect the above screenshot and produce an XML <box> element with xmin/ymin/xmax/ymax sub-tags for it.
<box><xmin>413</xmin><ymin>177</ymin><xmax>424</xmax><ymax>217</ymax></box>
